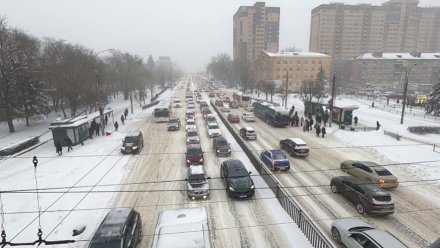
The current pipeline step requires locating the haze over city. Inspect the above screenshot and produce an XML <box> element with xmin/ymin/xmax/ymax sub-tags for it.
<box><xmin>1</xmin><ymin>0</ymin><xmax>439</xmax><ymax>72</ymax></box>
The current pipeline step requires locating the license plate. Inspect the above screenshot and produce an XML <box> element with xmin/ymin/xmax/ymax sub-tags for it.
<box><xmin>239</xmin><ymin>195</ymin><xmax>247</xmax><ymax>198</ymax></box>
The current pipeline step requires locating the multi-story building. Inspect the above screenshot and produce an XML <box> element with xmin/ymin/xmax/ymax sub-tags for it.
<box><xmin>254</xmin><ymin>51</ymin><xmax>332</xmax><ymax>92</ymax></box>
<box><xmin>310</xmin><ymin>0</ymin><xmax>440</xmax><ymax>59</ymax></box>
<box><xmin>233</xmin><ymin>2</ymin><xmax>280</xmax><ymax>61</ymax></box>
<box><xmin>350</xmin><ymin>52</ymin><xmax>440</xmax><ymax>93</ymax></box>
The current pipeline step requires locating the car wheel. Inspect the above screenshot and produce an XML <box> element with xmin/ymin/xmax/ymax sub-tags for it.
<box><xmin>356</xmin><ymin>203</ymin><xmax>366</xmax><ymax>214</ymax></box>
<box><xmin>341</xmin><ymin>164</ymin><xmax>348</xmax><ymax>173</ymax></box>
<box><xmin>330</xmin><ymin>184</ymin><xmax>338</xmax><ymax>193</ymax></box>
<box><xmin>331</xmin><ymin>227</ymin><xmax>342</xmax><ymax>244</ymax></box>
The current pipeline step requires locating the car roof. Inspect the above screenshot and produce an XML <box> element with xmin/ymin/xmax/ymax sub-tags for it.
<box><xmin>188</xmin><ymin>165</ymin><xmax>205</xmax><ymax>175</ymax></box>
<box><xmin>362</xmin><ymin>229</ymin><xmax>407</xmax><ymax>248</ymax></box>
<box><xmin>224</xmin><ymin>159</ymin><xmax>245</xmax><ymax>169</ymax></box>
<box><xmin>187</xmin><ymin>144</ymin><xmax>201</xmax><ymax>149</ymax></box>
<box><xmin>207</xmin><ymin>122</ymin><xmax>218</xmax><ymax>126</ymax></box>
<box><xmin>287</xmin><ymin>138</ymin><xmax>306</xmax><ymax>144</ymax></box>
<box><xmin>214</xmin><ymin>137</ymin><xmax>227</xmax><ymax>142</ymax></box>
<box><xmin>243</xmin><ymin>127</ymin><xmax>255</xmax><ymax>131</ymax></box>
<box><xmin>126</xmin><ymin>131</ymin><xmax>141</xmax><ymax>137</ymax></box>
<box><xmin>269</xmin><ymin>149</ymin><xmax>284</xmax><ymax>155</ymax></box>
<box><xmin>337</xmin><ymin>176</ymin><xmax>389</xmax><ymax>194</ymax></box>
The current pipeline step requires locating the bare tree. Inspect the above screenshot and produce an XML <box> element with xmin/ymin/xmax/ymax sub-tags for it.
<box><xmin>206</xmin><ymin>53</ymin><xmax>233</xmax><ymax>84</ymax></box>
<box><xmin>261</xmin><ymin>80</ymin><xmax>275</xmax><ymax>102</ymax></box>
<box><xmin>233</xmin><ymin>59</ymin><xmax>252</xmax><ymax>92</ymax></box>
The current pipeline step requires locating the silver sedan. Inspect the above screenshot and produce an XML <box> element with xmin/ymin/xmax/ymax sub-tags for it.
<box><xmin>340</xmin><ymin>160</ymin><xmax>399</xmax><ymax>188</ymax></box>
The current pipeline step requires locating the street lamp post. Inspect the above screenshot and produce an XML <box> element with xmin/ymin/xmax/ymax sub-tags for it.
<box><xmin>400</xmin><ymin>62</ymin><xmax>416</xmax><ymax>125</ymax></box>
<box><xmin>284</xmin><ymin>71</ymin><xmax>289</xmax><ymax>108</ymax></box>
<box><xmin>94</xmin><ymin>49</ymin><xmax>114</xmax><ymax>135</ymax></box>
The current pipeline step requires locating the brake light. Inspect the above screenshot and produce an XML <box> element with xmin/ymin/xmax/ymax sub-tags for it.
<box><xmin>378</xmin><ymin>179</ymin><xmax>385</xmax><ymax>184</ymax></box>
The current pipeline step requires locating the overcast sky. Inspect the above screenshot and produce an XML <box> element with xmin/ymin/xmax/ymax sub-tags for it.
<box><xmin>1</xmin><ymin>0</ymin><xmax>439</xmax><ymax>72</ymax></box>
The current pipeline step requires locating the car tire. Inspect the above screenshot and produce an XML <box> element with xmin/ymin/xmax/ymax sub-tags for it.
<box><xmin>330</xmin><ymin>184</ymin><xmax>338</xmax><ymax>193</ymax></box>
<box><xmin>356</xmin><ymin>203</ymin><xmax>366</xmax><ymax>214</ymax></box>
<box><xmin>331</xmin><ymin>227</ymin><xmax>342</xmax><ymax>244</ymax></box>
<box><xmin>341</xmin><ymin>164</ymin><xmax>348</xmax><ymax>173</ymax></box>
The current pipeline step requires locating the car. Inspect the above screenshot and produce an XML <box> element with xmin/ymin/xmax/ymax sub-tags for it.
<box><xmin>206</xmin><ymin>122</ymin><xmax>221</xmax><ymax>138</ymax></box>
<box><xmin>186</xmin><ymin>128</ymin><xmax>200</xmax><ymax>144</ymax></box>
<box><xmin>214</xmin><ymin>99</ymin><xmax>224</xmax><ymax>107</ymax></box>
<box><xmin>223</xmin><ymin>96</ymin><xmax>231</xmax><ymax>102</ymax></box>
<box><xmin>199</xmin><ymin>101</ymin><xmax>209</xmax><ymax>109</ymax></box>
<box><xmin>229</xmin><ymin>100</ymin><xmax>239</xmax><ymax>109</ymax></box>
<box><xmin>279</xmin><ymin>138</ymin><xmax>309</xmax><ymax>157</ymax></box>
<box><xmin>227</xmin><ymin>113</ymin><xmax>240</xmax><ymax>123</ymax></box>
<box><xmin>245</xmin><ymin>106</ymin><xmax>254</xmax><ymax>112</ymax></box>
<box><xmin>241</xmin><ymin>112</ymin><xmax>255</xmax><ymax>122</ymax></box>
<box><xmin>202</xmin><ymin>108</ymin><xmax>212</xmax><ymax>118</ymax></box>
<box><xmin>239</xmin><ymin>127</ymin><xmax>257</xmax><ymax>140</ymax></box>
<box><xmin>167</xmin><ymin>117</ymin><xmax>181</xmax><ymax>131</ymax></box>
<box><xmin>185</xmin><ymin>165</ymin><xmax>210</xmax><ymax>200</ymax></box>
<box><xmin>121</xmin><ymin>131</ymin><xmax>144</xmax><ymax>154</ymax></box>
<box><xmin>260</xmin><ymin>149</ymin><xmax>290</xmax><ymax>171</ymax></box>
<box><xmin>172</xmin><ymin>98</ymin><xmax>182</xmax><ymax>108</ymax></box>
<box><xmin>185</xmin><ymin>119</ymin><xmax>197</xmax><ymax>131</ymax></box>
<box><xmin>204</xmin><ymin>113</ymin><xmax>216</xmax><ymax>123</ymax></box>
<box><xmin>340</xmin><ymin>160</ymin><xmax>399</xmax><ymax>188</ymax></box>
<box><xmin>88</xmin><ymin>208</ymin><xmax>142</xmax><ymax>248</ymax></box>
<box><xmin>331</xmin><ymin>218</ymin><xmax>407</xmax><ymax>248</ymax></box>
<box><xmin>220</xmin><ymin>159</ymin><xmax>255</xmax><ymax>198</ymax></box>
<box><xmin>209</xmin><ymin>92</ymin><xmax>216</xmax><ymax>97</ymax></box>
<box><xmin>185</xmin><ymin>109</ymin><xmax>195</xmax><ymax>120</ymax></box>
<box><xmin>152</xmin><ymin>208</ymin><xmax>212</xmax><ymax>248</ymax></box>
<box><xmin>213</xmin><ymin>137</ymin><xmax>231</xmax><ymax>156</ymax></box>
<box><xmin>330</xmin><ymin>176</ymin><xmax>395</xmax><ymax>215</ymax></box>
<box><xmin>187</xmin><ymin>103</ymin><xmax>195</xmax><ymax>110</ymax></box>
<box><xmin>186</xmin><ymin>144</ymin><xmax>204</xmax><ymax>166</ymax></box>
<box><xmin>221</xmin><ymin>106</ymin><xmax>231</xmax><ymax>112</ymax></box>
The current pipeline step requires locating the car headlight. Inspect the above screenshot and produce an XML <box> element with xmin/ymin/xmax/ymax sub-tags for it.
<box><xmin>186</xmin><ymin>159</ymin><xmax>191</xmax><ymax>163</ymax></box>
<box><xmin>227</xmin><ymin>149</ymin><xmax>231</xmax><ymax>152</ymax></box>
<box><xmin>132</xmin><ymin>146</ymin><xmax>138</xmax><ymax>150</ymax></box>
<box><xmin>121</xmin><ymin>147</ymin><xmax>126</xmax><ymax>150</ymax></box>
<box><xmin>186</xmin><ymin>138</ymin><xmax>190</xmax><ymax>142</ymax></box>
<box><xmin>251</xmin><ymin>185</ymin><xmax>255</xmax><ymax>189</ymax></box>
<box><xmin>199</xmin><ymin>158</ymin><xmax>203</xmax><ymax>162</ymax></box>
<box><xmin>228</xmin><ymin>186</ymin><xmax>235</xmax><ymax>191</ymax></box>
<box><xmin>216</xmin><ymin>149</ymin><xmax>220</xmax><ymax>153</ymax></box>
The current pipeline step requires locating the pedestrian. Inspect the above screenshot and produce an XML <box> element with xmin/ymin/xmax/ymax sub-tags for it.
<box><xmin>321</xmin><ymin>126</ymin><xmax>326</xmax><ymax>138</ymax></box>
<box><xmin>121</xmin><ymin>115</ymin><xmax>125</xmax><ymax>125</ymax></box>
<box><xmin>309</xmin><ymin>118</ymin><xmax>314</xmax><ymax>129</ymax></box>
<box><xmin>124</xmin><ymin>108</ymin><xmax>129</xmax><ymax>119</ymax></box>
<box><xmin>55</xmin><ymin>141</ymin><xmax>62</xmax><ymax>155</ymax></box>
<box><xmin>64</xmin><ymin>136</ymin><xmax>73</xmax><ymax>152</ymax></box>
<box><xmin>304</xmin><ymin>119</ymin><xmax>309</xmax><ymax>132</ymax></box>
<box><xmin>372</xmin><ymin>102</ymin><xmax>375</xmax><ymax>108</ymax></box>
<box><xmin>295</xmin><ymin>114</ymin><xmax>299</xmax><ymax>127</ymax></box>
<box><xmin>79</xmin><ymin>131</ymin><xmax>84</xmax><ymax>145</ymax></box>
<box><xmin>323</xmin><ymin>111</ymin><xmax>329</xmax><ymax>127</ymax></box>
<box><xmin>354</xmin><ymin>116</ymin><xmax>358</xmax><ymax>126</ymax></box>
<box><xmin>300</xmin><ymin>117</ymin><xmax>304</xmax><ymax>127</ymax></box>
<box><xmin>376</xmin><ymin>121</ymin><xmax>381</xmax><ymax>130</ymax></box>
<box><xmin>88</xmin><ymin>125</ymin><xmax>94</xmax><ymax>139</ymax></box>
<box><xmin>314</xmin><ymin>123</ymin><xmax>321</xmax><ymax>137</ymax></box>
<box><xmin>114</xmin><ymin>121</ymin><xmax>119</xmax><ymax>132</ymax></box>
<box><xmin>95</xmin><ymin>123</ymin><xmax>100</xmax><ymax>136</ymax></box>
<box><xmin>105</xmin><ymin>115</ymin><xmax>108</xmax><ymax>125</ymax></box>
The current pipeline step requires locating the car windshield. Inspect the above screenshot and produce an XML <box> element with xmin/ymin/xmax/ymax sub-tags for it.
<box><xmin>209</xmin><ymin>125</ymin><xmax>219</xmax><ymax>129</ymax></box>
<box><xmin>216</xmin><ymin>140</ymin><xmax>228</xmax><ymax>146</ymax></box>
<box><xmin>187</xmin><ymin>132</ymin><xmax>197</xmax><ymax>137</ymax></box>
<box><xmin>187</xmin><ymin>148</ymin><xmax>202</xmax><ymax>155</ymax></box>
<box><xmin>272</xmin><ymin>153</ymin><xmax>286</xmax><ymax>160</ymax></box>
<box><xmin>124</xmin><ymin>137</ymin><xmax>138</xmax><ymax>143</ymax></box>
<box><xmin>89</xmin><ymin>239</ymin><xmax>122</xmax><ymax>248</ymax></box>
<box><xmin>189</xmin><ymin>173</ymin><xmax>206</xmax><ymax>183</ymax></box>
<box><xmin>229</xmin><ymin>168</ymin><xmax>249</xmax><ymax>178</ymax></box>
<box><xmin>187</xmin><ymin>121</ymin><xmax>195</xmax><ymax>125</ymax></box>
<box><xmin>373</xmin><ymin>195</ymin><xmax>392</xmax><ymax>202</ymax></box>
<box><xmin>169</xmin><ymin>119</ymin><xmax>178</xmax><ymax>123</ymax></box>
<box><xmin>375</xmin><ymin>169</ymin><xmax>392</xmax><ymax>176</ymax></box>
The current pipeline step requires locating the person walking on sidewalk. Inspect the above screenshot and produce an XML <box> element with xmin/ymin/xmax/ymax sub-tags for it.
<box><xmin>314</xmin><ymin>123</ymin><xmax>321</xmax><ymax>137</ymax></box>
<box><xmin>124</xmin><ymin>108</ymin><xmax>129</xmax><ymax>119</ymax></box>
<box><xmin>55</xmin><ymin>141</ymin><xmax>62</xmax><ymax>156</ymax></box>
<box><xmin>114</xmin><ymin>121</ymin><xmax>119</xmax><ymax>132</ymax></box>
<box><xmin>64</xmin><ymin>136</ymin><xmax>73</xmax><ymax>152</ymax></box>
<box><xmin>354</xmin><ymin>116</ymin><xmax>358</xmax><ymax>126</ymax></box>
<box><xmin>321</xmin><ymin>126</ymin><xmax>326</xmax><ymax>138</ymax></box>
<box><xmin>121</xmin><ymin>115</ymin><xmax>125</xmax><ymax>125</ymax></box>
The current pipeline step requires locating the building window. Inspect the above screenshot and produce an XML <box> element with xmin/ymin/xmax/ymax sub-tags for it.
<box><xmin>277</xmin><ymin>61</ymin><xmax>281</xmax><ymax>64</ymax></box>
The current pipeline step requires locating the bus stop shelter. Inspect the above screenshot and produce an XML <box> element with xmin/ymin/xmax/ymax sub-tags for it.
<box><xmin>49</xmin><ymin>109</ymin><xmax>114</xmax><ymax>146</ymax></box>
<box><xmin>304</xmin><ymin>101</ymin><xmax>358</xmax><ymax>126</ymax></box>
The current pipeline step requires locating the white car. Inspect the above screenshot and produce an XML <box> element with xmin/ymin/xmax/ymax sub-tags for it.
<box><xmin>221</xmin><ymin>106</ymin><xmax>231</xmax><ymax>112</ymax></box>
<box><xmin>185</xmin><ymin>120</ymin><xmax>197</xmax><ymax>131</ymax></box>
<box><xmin>173</xmin><ymin>98</ymin><xmax>182</xmax><ymax>108</ymax></box>
<box><xmin>242</xmin><ymin>112</ymin><xmax>255</xmax><ymax>122</ymax></box>
<box><xmin>245</xmin><ymin>106</ymin><xmax>254</xmax><ymax>112</ymax></box>
<box><xmin>206</xmin><ymin>122</ymin><xmax>221</xmax><ymax>138</ymax></box>
<box><xmin>188</xmin><ymin>103</ymin><xmax>195</xmax><ymax>110</ymax></box>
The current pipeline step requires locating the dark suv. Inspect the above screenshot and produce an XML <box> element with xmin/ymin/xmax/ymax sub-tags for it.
<box><xmin>167</xmin><ymin>117</ymin><xmax>181</xmax><ymax>131</ymax></box>
<box><xmin>186</xmin><ymin>144</ymin><xmax>204</xmax><ymax>166</ymax></box>
<box><xmin>330</xmin><ymin>176</ymin><xmax>394</xmax><ymax>215</ymax></box>
<box><xmin>121</xmin><ymin>131</ymin><xmax>143</xmax><ymax>154</ymax></box>
<box><xmin>220</xmin><ymin>159</ymin><xmax>255</xmax><ymax>198</ymax></box>
<box><xmin>89</xmin><ymin>208</ymin><xmax>142</xmax><ymax>248</ymax></box>
<box><xmin>213</xmin><ymin>137</ymin><xmax>231</xmax><ymax>156</ymax></box>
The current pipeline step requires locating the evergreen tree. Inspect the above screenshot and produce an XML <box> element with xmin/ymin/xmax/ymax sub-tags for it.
<box><xmin>425</xmin><ymin>82</ymin><xmax>440</xmax><ymax>116</ymax></box>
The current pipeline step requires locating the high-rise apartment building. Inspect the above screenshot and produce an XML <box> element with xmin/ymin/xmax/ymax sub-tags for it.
<box><xmin>310</xmin><ymin>0</ymin><xmax>440</xmax><ymax>59</ymax></box>
<box><xmin>233</xmin><ymin>2</ymin><xmax>280</xmax><ymax>61</ymax></box>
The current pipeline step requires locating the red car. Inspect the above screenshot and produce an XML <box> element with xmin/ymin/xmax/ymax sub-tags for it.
<box><xmin>227</xmin><ymin>113</ymin><xmax>240</xmax><ymax>123</ymax></box>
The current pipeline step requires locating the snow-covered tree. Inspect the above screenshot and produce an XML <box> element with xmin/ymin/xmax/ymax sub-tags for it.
<box><xmin>425</xmin><ymin>82</ymin><xmax>440</xmax><ymax>116</ymax></box>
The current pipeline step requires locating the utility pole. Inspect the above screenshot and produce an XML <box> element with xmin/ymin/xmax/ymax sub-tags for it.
<box><xmin>285</xmin><ymin>71</ymin><xmax>289</xmax><ymax>108</ymax></box>
<box><xmin>400</xmin><ymin>63</ymin><xmax>416</xmax><ymax>124</ymax></box>
<box><xmin>329</xmin><ymin>75</ymin><xmax>336</xmax><ymax>127</ymax></box>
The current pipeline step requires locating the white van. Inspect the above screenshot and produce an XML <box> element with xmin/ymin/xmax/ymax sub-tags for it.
<box><xmin>152</xmin><ymin>207</ymin><xmax>211</xmax><ymax>248</ymax></box>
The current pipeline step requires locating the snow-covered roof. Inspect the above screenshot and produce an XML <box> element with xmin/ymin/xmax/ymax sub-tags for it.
<box><xmin>356</xmin><ymin>53</ymin><xmax>440</xmax><ymax>60</ymax></box>
<box><xmin>48</xmin><ymin>109</ymin><xmax>113</xmax><ymax>129</ymax></box>
<box><xmin>264</xmin><ymin>51</ymin><xmax>331</xmax><ymax>58</ymax></box>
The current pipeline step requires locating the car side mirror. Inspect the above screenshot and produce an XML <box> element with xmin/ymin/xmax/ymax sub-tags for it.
<box><xmin>207</xmin><ymin>176</ymin><xmax>211</xmax><ymax>179</ymax></box>
<box><xmin>248</xmin><ymin>171</ymin><xmax>252</xmax><ymax>175</ymax></box>
<box><xmin>184</xmin><ymin>178</ymin><xmax>188</xmax><ymax>181</ymax></box>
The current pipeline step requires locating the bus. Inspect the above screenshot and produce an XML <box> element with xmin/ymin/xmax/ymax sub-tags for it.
<box><xmin>253</xmin><ymin>101</ymin><xmax>290</xmax><ymax>127</ymax></box>
<box><xmin>153</xmin><ymin>107</ymin><xmax>170</xmax><ymax>123</ymax></box>
<box><xmin>232</xmin><ymin>92</ymin><xmax>251</xmax><ymax>107</ymax></box>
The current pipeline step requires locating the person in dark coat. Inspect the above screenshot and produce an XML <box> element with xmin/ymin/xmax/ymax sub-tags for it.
<box><xmin>300</xmin><ymin>117</ymin><xmax>304</xmax><ymax>127</ymax></box>
<box><xmin>95</xmin><ymin>123</ymin><xmax>100</xmax><ymax>136</ymax></box>
<box><xmin>88</xmin><ymin>125</ymin><xmax>94</xmax><ymax>139</ymax></box>
<box><xmin>314</xmin><ymin>123</ymin><xmax>321</xmax><ymax>137</ymax></box>
<box><xmin>105</xmin><ymin>115</ymin><xmax>108</xmax><ymax>125</ymax></box>
<box><xmin>376</xmin><ymin>121</ymin><xmax>381</xmax><ymax>130</ymax></box>
<box><xmin>124</xmin><ymin>108</ymin><xmax>129</xmax><ymax>119</ymax></box>
<box><xmin>354</xmin><ymin>116</ymin><xmax>358</xmax><ymax>126</ymax></box>
<box><xmin>321</xmin><ymin>126</ymin><xmax>326</xmax><ymax>138</ymax></box>
<box><xmin>304</xmin><ymin>119</ymin><xmax>309</xmax><ymax>132</ymax></box>
<box><xmin>55</xmin><ymin>141</ymin><xmax>62</xmax><ymax>155</ymax></box>
<box><xmin>121</xmin><ymin>115</ymin><xmax>125</xmax><ymax>125</ymax></box>
<box><xmin>114</xmin><ymin>121</ymin><xmax>119</xmax><ymax>131</ymax></box>
<box><xmin>64</xmin><ymin>136</ymin><xmax>73</xmax><ymax>152</ymax></box>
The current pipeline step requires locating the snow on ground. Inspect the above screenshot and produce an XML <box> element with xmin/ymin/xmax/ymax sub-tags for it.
<box><xmin>0</xmin><ymin>85</ymin><xmax>439</xmax><ymax>247</ymax></box>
